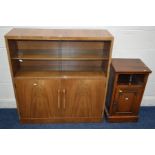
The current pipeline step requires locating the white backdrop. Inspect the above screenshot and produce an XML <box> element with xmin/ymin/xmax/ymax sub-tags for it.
<box><xmin>0</xmin><ymin>26</ymin><xmax>155</xmax><ymax>108</ymax></box>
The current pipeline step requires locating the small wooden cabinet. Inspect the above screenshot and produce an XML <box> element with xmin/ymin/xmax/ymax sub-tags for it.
<box><xmin>105</xmin><ymin>59</ymin><xmax>152</xmax><ymax>122</ymax></box>
<box><xmin>5</xmin><ymin>28</ymin><xmax>113</xmax><ymax>123</ymax></box>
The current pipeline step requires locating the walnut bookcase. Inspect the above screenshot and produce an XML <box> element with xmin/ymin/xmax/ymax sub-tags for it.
<box><xmin>5</xmin><ymin>29</ymin><xmax>113</xmax><ymax>123</ymax></box>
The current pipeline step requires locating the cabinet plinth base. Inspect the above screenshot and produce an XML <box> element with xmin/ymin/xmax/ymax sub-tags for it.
<box><xmin>20</xmin><ymin>117</ymin><xmax>103</xmax><ymax>124</ymax></box>
<box><xmin>105</xmin><ymin>107</ymin><xmax>139</xmax><ymax>122</ymax></box>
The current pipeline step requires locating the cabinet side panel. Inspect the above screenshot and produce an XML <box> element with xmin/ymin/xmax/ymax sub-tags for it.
<box><xmin>105</xmin><ymin>65</ymin><xmax>115</xmax><ymax>110</ymax></box>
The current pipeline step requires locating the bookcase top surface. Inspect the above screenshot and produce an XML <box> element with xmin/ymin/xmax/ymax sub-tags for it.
<box><xmin>5</xmin><ymin>28</ymin><xmax>113</xmax><ymax>41</ymax></box>
<box><xmin>112</xmin><ymin>58</ymin><xmax>152</xmax><ymax>73</ymax></box>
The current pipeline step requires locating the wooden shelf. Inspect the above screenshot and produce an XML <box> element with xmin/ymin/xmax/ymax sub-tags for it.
<box><xmin>15</xmin><ymin>65</ymin><xmax>105</xmax><ymax>73</ymax></box>
<box><xmin>117</xmin><ymin>84</ymin><xmax>144</xmax><ymax>87</ymax></box>
<box><xmin>12</xmin><ymin>55</ymin><xmax>108</xmax><ymax>61</ymax></box>
<box><xmin>11</xmin><ymin>49</ymin><xmax>109</xmax><ymax>61</ymax></box>
<box><xmin>14</xmin><ymin>70</ymin><xmax>106</xmax><ymax>79</ymax></box>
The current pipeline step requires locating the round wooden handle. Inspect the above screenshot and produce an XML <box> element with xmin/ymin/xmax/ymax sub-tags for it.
<box><xmin>119</xmin><ymin>90</ymin><xmax>123</xmax><ymax>93</ymax></box>
<box><xmin>125</xmin><ymin>97</ymin><xmax>129</xmax><ymax>100</ymax></box>
<box><xmin>19</xmin><ymin>59</ymin><xmax>23</xmax><ymax>62</ymax></box>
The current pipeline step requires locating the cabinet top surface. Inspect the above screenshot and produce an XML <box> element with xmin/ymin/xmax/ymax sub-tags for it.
<box><xmin>112</xmin><ymin>58</ymin><xmax>152</xmax><ymax>73</ymax></box>
<box><xmin>5</xmin><ymin>28</ymin><xmax>113</xmax><ymax>41</ymax></box>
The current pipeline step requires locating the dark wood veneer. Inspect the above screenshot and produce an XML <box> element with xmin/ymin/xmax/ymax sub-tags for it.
<box><xmin>105</xmin><ymin>58</ymin><xmax>151</xmax><ymax>122</ymax></box>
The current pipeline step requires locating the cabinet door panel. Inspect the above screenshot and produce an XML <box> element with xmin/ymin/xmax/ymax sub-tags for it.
<box><xmin>15</xmin><ymin>79</ymin><xmax>60</xmax><ymax>118</ymax></box>
<box><xmin>112</xmin><ymin>87</ymin><xmax>143</xmax><ymax>115</ymax></box>
<box><xmin>62</xmin><ymin>79</ymin><xmax>105</xmax><ymax>117</ymax></box>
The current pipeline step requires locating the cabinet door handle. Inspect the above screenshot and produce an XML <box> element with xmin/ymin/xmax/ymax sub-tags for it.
<box><xmin>19</xmin><ymin>59</ymin><xmax>23</xmax><ymax>62</ymax></box>
<box><xmin>119</xmin><ymin>90</ymin><xmax>123</xmax><ymax>93</ymax></box>
<box><xmin>63</xmin><ymin>89</ymin><xmax>66</xmax><ymax>109</ymax></box>
<box><xmin>57</xmin><ymin>89</ymin><xmax>61</xmax><ymax>109</ymax></box>
<box><xmin>33</xmin><ymin>83</ymin><xmax>38</xmax><ymax>86</ymax></box>
<box><xmin>125</xmin><ymin>97</ymin><xmax>129</xmax><ymax>100</ymax></box>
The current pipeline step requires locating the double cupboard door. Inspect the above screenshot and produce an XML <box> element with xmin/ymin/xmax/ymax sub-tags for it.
<box><xmin>15</xmin><ymin>78</ymin><xmax>105</xmax><ymax>121</ymax></box>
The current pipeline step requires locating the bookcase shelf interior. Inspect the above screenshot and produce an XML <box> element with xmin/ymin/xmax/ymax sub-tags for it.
<box><xmin>8</xmin><ymin>40</ymin><xmax>111</xmax><ymax>77</ymax></box>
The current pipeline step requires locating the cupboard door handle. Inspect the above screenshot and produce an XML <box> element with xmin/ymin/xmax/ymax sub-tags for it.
<box><xmin>57</xmin><ymin>89</ymin><xmax>61</xmax><ymax>109</ymax></box>
<box><xmin>119</xmin><ymin>90</ymin><xmax>123</xmax><ymax>93</ymax></box>
<box><xmin>33</xmin><ymin>83</ymin><xmax>38</xmax><ymax>86</ymax></box>
<box><xmin>63</xmin><ymin>89</ymin><xmax>66</xmax><ymax>109</ymax></box>
<box><xmin>125</xmin><ymin>97</ymin><xmax>129</xmax><ymax>100</ymax></box>
<box><xmin>19</xmin><ymin>59</ymin><xmax>23</xmax><ymax>62</ymax></box>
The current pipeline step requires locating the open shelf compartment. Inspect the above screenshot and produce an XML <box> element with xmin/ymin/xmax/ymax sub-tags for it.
<box><xmin>117</xmin><ymin>74</ymin><xmax>145</xmax><ymax>85</ymax></box>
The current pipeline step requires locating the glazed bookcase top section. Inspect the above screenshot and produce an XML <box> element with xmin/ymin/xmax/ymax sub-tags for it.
<box><xmin>5</xmin><ymin>28</ymin><xmax>114</xmax><ymax>41</ymax></box>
